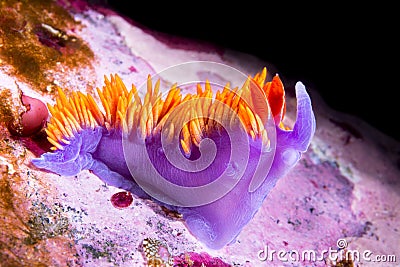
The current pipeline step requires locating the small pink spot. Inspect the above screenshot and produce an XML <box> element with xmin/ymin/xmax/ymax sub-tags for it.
<box><xmin>129</xmin><ymin>66</ymin><xmax>137</xmax><ymax>72</ymax></box>
<box><xmin>111</xmin><ymin>191</ymin><xmax>133</xmax><ymax>209</ymax></box>
<box><xmin>310</xmin><ymin>180</ymin><xmax>318</xmax><ymax>189</ymax></box>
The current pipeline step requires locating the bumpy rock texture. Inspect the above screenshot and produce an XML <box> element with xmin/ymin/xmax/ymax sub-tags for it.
<box><xmin>0</xmin><ymin>1</ymin><xmax>399</xmax><ymax>266</ymax></box>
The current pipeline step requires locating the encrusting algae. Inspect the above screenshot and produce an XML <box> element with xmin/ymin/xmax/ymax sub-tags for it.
<box><xmin>0</xmin><ymin>0</ymin><xmax>94</xmax><ymax>92</ymax></box>
<box><xmin>0</xmin><ymin>128</ymin><xmax>77</xmax><ymax>266</ymax></box>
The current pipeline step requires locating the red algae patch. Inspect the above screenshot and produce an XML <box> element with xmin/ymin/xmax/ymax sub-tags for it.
<box><xmin>173</xmin><ymin>251</ymin><xmax>232</xmax><ymax>266</ymax></box>
<box><xmin>111</xmin><ymin>191</ymin><xmax>134</xmax><ymax>209</ymax></box>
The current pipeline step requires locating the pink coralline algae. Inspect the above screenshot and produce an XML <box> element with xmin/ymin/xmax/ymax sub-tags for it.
<box><xmin>142</xmin><ymin>237</ymin><xmax>231</xmax><ymax>267</ymax></box>
<box><xmin>31</xmin><ymin>64</ymin><xmax>316</xmax><ymax>250</ymax></box>
<box><xmin>8</xmin><ymin>93</ymin><xmax>48</xmax><ymax>137</ymax></box>
<box><xmin>173</xmin><ymin>251</ymin><xmax>232</xmax><ymax>267</ymax></box>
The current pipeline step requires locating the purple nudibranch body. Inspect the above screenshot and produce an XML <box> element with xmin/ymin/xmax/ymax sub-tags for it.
<box><xmin>32</xmin><ymin>68</ymin><xmax>316</xmax><ymax>249</ymax></box>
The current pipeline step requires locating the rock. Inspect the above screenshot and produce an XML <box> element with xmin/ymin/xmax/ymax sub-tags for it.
<box><xmin>0</xmin><ymin>1</ymin><xmax>399</xmax><ymax>266</ymax></box>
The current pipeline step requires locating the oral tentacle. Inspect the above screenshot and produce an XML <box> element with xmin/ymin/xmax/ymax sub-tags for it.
<box><xmin>31</xmin><ymin>127</ymin><xmax>103</xmax><ymax>176</ymax></box>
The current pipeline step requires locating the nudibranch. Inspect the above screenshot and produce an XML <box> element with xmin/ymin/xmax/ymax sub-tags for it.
<box><xmin>32</xmin><ymin>66</ymin><xmax>316</xmax><ymax>249</ymax></box>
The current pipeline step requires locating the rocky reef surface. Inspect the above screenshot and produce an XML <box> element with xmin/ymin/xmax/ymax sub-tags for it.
<box><xmin>0</xmin><ymin>1</ymin><xmax>399</xmax><ymax>266</ymax></box>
